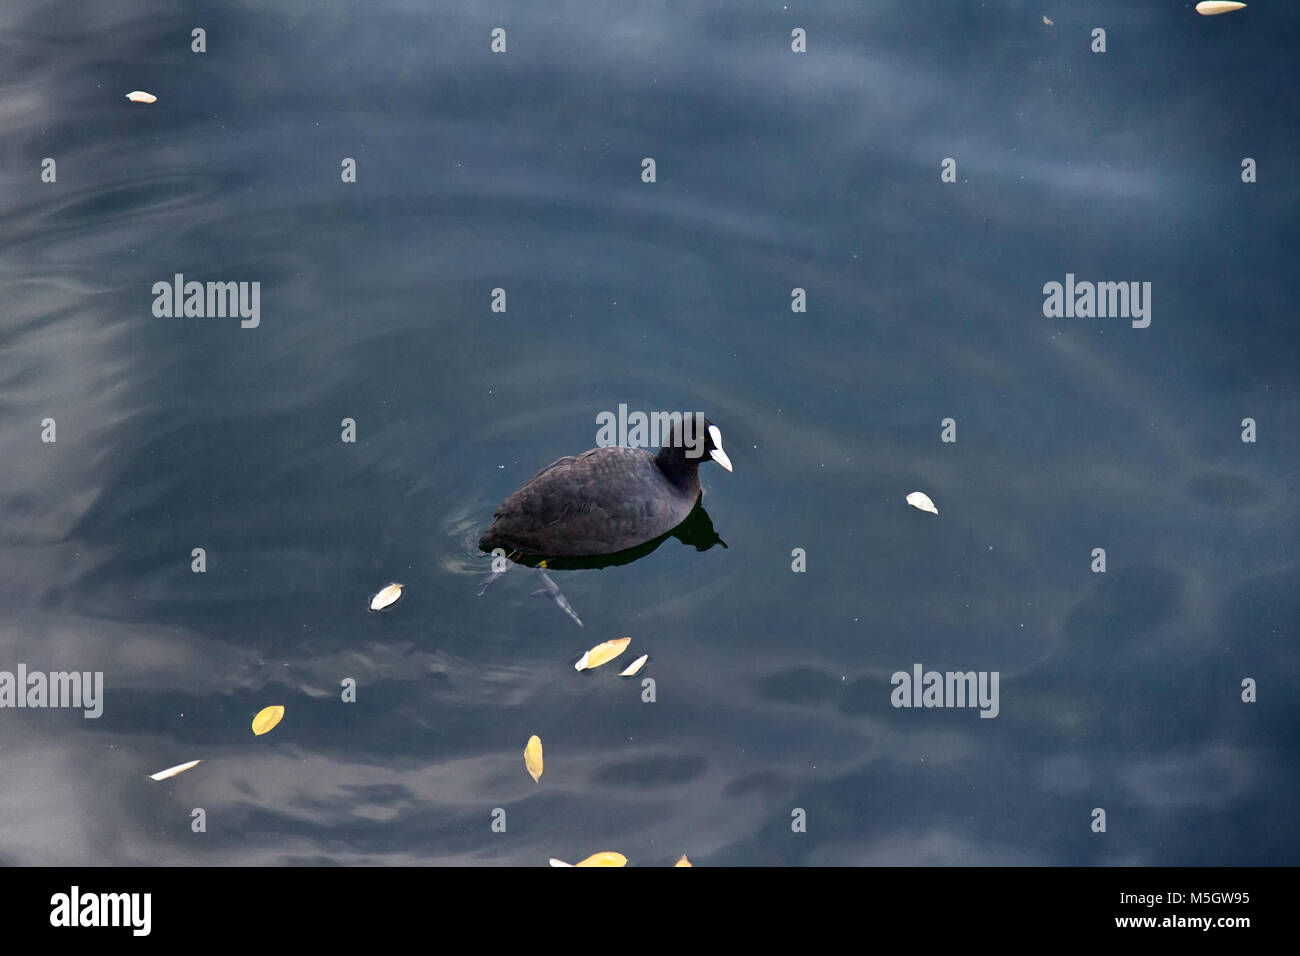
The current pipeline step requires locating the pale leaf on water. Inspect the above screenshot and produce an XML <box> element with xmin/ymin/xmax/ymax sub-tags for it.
<box><xmin>574</xmin><ymin>637</ymin><xmax>631</xmax><ymax>671</ymax></box>
<box><xmin>1195</xmin><ymin>1</ymin><xmax>1246</xmax><ymax>14</ymax></box>
<box><xmin>574</xmin><ymin>851</ymin><xmax>627</xmax><ymax>867</ymax></box>
<box><xmin>125</xmin><ymin>90</ymin><xmax>157</xmax><ymax>103</ymax></box>
<box><xmin>675</xmin><ymin>854</ymin><xmax>692</xmax><ymax>867</ymax></box>
<box><xmin>549</xmin><ymin>858</ymin><xmax>573</xmax><ymax>867</ymax></box>
<box><xmin>149</xmin><ymin>759</ymin><xmax>200</xmax><ymax>781</ymax></box>
<box><xmin>369</xmin><ymin>583</ymin><xmax>403</xmax><ymax>610</ymax></box>
<box><xmin>619</xmin><ymin>654</ymin><xmax>648</xmax><ymax>677</ymax></box>
<box><xmin>524</xmin><ymin>734</ymin><xmax>544</xmax><ymax>782</ymax></box>
<box><xmin>906</xmin><ymin>491</ymin><xmax>939</xmax><ymax>515</ymax></box>
<box><xmin>252</xmin><ymin>705</ymin><xmax>285</xmax><ymax>736</ymax></box>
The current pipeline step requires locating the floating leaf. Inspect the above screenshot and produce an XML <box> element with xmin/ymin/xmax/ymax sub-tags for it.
<box><xmin>125</xmin><ymin>90</ymin><xmax>157</xmax><ymax>104</ymax></box>
<box><xmin>369</xmin><ymin>582</ymin><xmax>403</xmax><ymax>610</ymax></box>
<box><xmin>524</xmin><ymin>734</ymin><xmax>544</xmax><ymax>782</ymax></box>
<box><xmin>574</xmin><ymin>851</ymin><xmax>627</xmax><ymax>867</ymax></box>
<box><xmin>619</xmin><ymin>654</ymin><xmax>648</xmax><ymax>677</ymax></box>
<box><xmin>1195</xmin><ymin>1</ymin><xmax>1246</xmax><ymax>14</ymax></box>
<box><xmin>252</xmin><ymin>705</ymin><xmax>285</xmax><ymax>736</ymax></box>
<box><xmin>548</xmin><ymin>858</ymin><xmax>573</xmax><ymax>867</ymax></box>
<box><xmin>905</xmin><ymin>491</ymin><xmax>939</xmax><ymax>515</ymax></box>
<box><xmin>149</xmin><ymin>759</ymin><xmax>201</xmax><ymax>781</ymax></box>
<box><xmin>675</xmin><ymin>854</ymin><xmax>692</xmax><ymax>867</ymax></box>
<box><xmin>574</xmin><ymin>637</ymin><xmax>631</xmax><ymax>671</ymax></box>
<box><xmin>1041</xmin><ymin>15</ymin><xmax>1053</xmax><ymax>26</ymax></box>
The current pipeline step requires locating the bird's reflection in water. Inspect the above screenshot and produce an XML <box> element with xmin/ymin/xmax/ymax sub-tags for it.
<box><xmin>503</xmin><ymin>499</ymin><xmax>726</xmax><ymax>570</ymax></box>
<box><xmin>478</xmin><ymin>500</ymin><xmax>727</xmax><ymax>624</ymax></box>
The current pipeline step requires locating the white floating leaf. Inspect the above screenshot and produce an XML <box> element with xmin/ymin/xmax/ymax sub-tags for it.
<box><xmin>906</xmin><ymin>491</ymin><xmax>939</xmax><ymax>515</ymax></box>
<box><xmin>548</xmin><ymin>858</ymin><xmax>573</xmax><ymax>867</ymax></box>
<box><xmin>148</xmin><ymin>759</ymin><xmax>200</xmax><ymax>781</ymax></box>
<box><xmin>1042</xmin><ymin>15</ymin><xmax>1054</xmax><ymax>26</ymax></box>
<box><xmin>125</xmin><ymin>90</ymin><xmax>157</xmax><ymax>104</ymax></box>
<box><xmin>1195</xmin><ymin>1</ymin><xmax>1246</xmax><ymax>14</ymax></box>
<box><xmin>369</xmin><ymin>582</ymin><xmax>403</xmax><ymax>610</ymax></box>
<box><xmin>619</xmin><ymin>654</ymin><xmax>648</xmax><ymax>677</ymax></box>
<box><xmin>574</xmin><ymin>636</ymin><xmax>631</xmax><ymax>671</ymax></box>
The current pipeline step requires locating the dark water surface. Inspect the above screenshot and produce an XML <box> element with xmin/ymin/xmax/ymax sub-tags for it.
<box><xmin>1</xmin><ymin>1</ymin><xmax>1297</xmax><ymax>865</ymax></box>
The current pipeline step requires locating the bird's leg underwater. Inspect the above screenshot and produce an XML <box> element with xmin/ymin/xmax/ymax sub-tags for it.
<box><xmin>477</xmin><ymin>549</ymin><xmax>523</xmax><ymax>596</ymax></box>
<box><xmin>479</xmin><ymin>554</ymin><xmax>583</xmax><ymax>627</ymax></box>
<box><xmin>532</xmin><ymin>568</ymin><xmax>583</xmax><ymax>628</ymax></box>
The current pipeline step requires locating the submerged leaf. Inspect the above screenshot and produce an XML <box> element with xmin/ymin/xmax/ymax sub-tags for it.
<box><xmin>369</xmin><ymin>582</ymin><xmax>403</xmax><ymax>610</ymax></box>
<box><xmin>149</xmin><ymin>759</ymin><xmax>201</xmax><ymax>781</ymax></box>
<box><xmin>252</xmin><ymin>705</ymin><xmax>285</xmax><ymax>736</ymax></box>
<box><xmin>575</xmin><ymin>637</ymin><xmax>632</xmax><ymax>671</ymax></box>
<box><xmin>524</xmin><ymin>734</ymin><xmax>544</xmax><ymax>782</ymax></box>
<box><xmin>905</xmin><ymin>491</ymin><xmax>939</xmax><ymax>515</ymax></box>
<box><xmin>619</xmin><ymin>654</ymin><xmax>648</xmax><ymax>677</ymax></box>
<box><xmin>574</xmin><ymin>851</ymin><xmax>627</xmax><ymax>867</ymax></box>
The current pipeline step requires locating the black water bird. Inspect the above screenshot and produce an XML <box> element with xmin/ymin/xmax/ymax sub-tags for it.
<box><xmin>479</xmin><ymin>418</ymin><xmax>733</xmax><ymax>559</ymax></box>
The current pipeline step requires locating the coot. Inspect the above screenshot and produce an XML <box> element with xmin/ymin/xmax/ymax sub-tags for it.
<box><xmin>480</xmin><ymin>417</ymin><xmax>732</xmax><ymax>557</ymax></box>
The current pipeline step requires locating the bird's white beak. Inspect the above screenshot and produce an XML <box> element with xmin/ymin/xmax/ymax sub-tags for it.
<box><xmin>707</xmin><ymin>425</ymin><xmax>733</xmax><ymax>472</ymax></box>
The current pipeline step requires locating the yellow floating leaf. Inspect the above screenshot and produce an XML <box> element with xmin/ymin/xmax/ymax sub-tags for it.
<box><xmin>125</xmin><ymin>90</ymin><xmax>157</xmax><ymax>104</ymax></box>
<box><xmin>524</xmin><ymin>734</ymin><xmax>544</xmax><ymax>782</ymax></box>
<box><xmin>619</xmin><ymin>654</ymin><xmax>648</xmax><ymax>677</ymax></box>
<box><xmin>1195</xmin><ymin>1</ymin><xmax>1246</xmax><ymax>14</ymax></box>
<box><xmin>548</xmin><ymin>858</ymin><xmax>573</xmax><ymax>867</ymax></box>
<box><xmin>574</xmin><ymin>851</ymin><xmax>627</xmax><ymax>867</ymax></box>
<box><xmin>252</xmin><ymin>705</ymin><xmax>285</xmax><ymax>736</ymax></box>
<box><xmin>149</xmin><ymin>759</ymin><xmax>201</xmax><ymax>781</ymax></box>
<box><xmin>369</xmin><ymin>582</ymin><xmax>403</xmax><ymax>610</ymax></box>
<box><xmin>574</xmin><ymin>636</ymin><xmax>631</xmax><ymax>671</ymax></box>
<box><xmin>905</xmin><ymin>491</ymin><xmax>939</xmax><ymax>515</ymax></box>
<box><xmin>675</xmin><ymin>854</ymin><xmax>692</xmax><ymax>867</ymax></box>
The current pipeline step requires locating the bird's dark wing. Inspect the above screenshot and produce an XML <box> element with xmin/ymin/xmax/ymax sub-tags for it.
<box><xmin>482</xmin><ymin>448</ymin><xmax>688</xmax><ymax>555</ymax></box>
